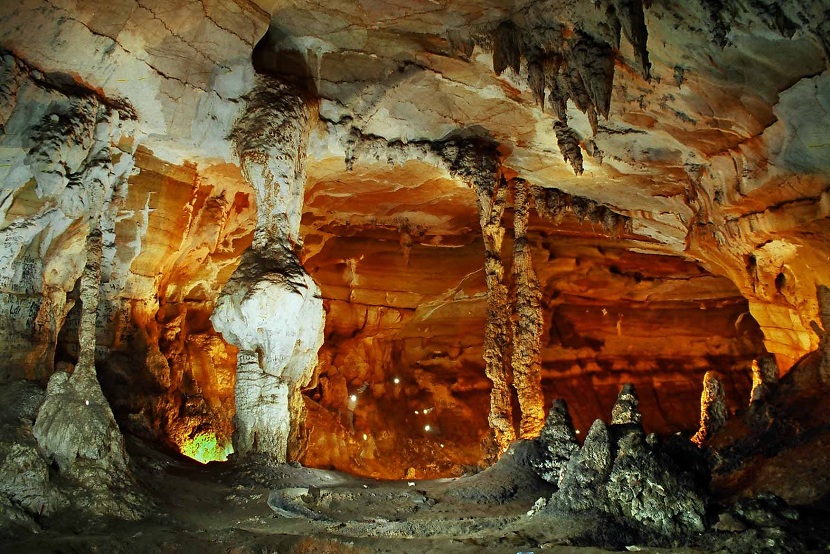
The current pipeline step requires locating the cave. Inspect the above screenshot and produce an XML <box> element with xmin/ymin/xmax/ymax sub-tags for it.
<box><xmin>1</xmin><ymin>0</ymin><xmax>830</xmax><ymax>552</ymax></box>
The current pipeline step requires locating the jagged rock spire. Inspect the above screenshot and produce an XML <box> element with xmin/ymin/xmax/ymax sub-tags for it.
<box><xmin>532</xmin><ymin>399</ymin><xmax>580</xmax><ymax>484</ymax></box>
<box><xmin>611</xmin><ymin>383</ymin><xmax>643</xmax><ymax>426</ymax></box>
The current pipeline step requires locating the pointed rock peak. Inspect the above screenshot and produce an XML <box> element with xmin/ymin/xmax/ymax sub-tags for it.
<box><xmin>579</xmin><ymin>418</ymin><xmax>613</xmax><ymax>472</ymax></box>
<box><xmin>533</xmin><ymin>399</ymin><xmax>580</xmax><ymax>483</ymax></box>
<box><xmin>611</xmin><ymin>383</ymin><xmax>642</xmax><ymax>426</ymax></box>
<box><xmin>544</xmin><ymin>399</ymin><xmax>574</xmax><ymax>430</ymax></box>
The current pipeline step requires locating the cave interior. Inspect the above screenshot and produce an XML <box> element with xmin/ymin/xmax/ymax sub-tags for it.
<box><xmin>2</xmin><ymin>0</ymin><xmax>830</xmax><ymax>552</ymax></box>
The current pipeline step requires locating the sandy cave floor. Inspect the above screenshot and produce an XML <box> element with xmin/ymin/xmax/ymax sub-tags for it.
<box><xmin>0</xmin><ymin>434</ymin><xmax>722</xmax><ymax>554</ymax></box>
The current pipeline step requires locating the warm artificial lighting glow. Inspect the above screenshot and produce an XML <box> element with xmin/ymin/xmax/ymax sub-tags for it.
<box><xmin>362</xmin><ymin>433</ymin><xmax>368</xmax><ymax>441</ymax></box>
<box><xmin>180</xmin><ymin>432</ymin><xmax>233</xmax><ymax>464</ymax></box>
<box><xmin>424</xmin><ymin>425</ymin><xmax>431</xmax><ymax>432</ymax></box>
<box><xmin>576</xmin><ymin>430</ymin><xmax>581</xmax><ymax>434</ymax></box>
<box><xmin>415</xmin><ymin>410</ymin><xmax>419</xmax><ymax>414</ymax></box>
<box><xmin>393</xmin><ymin>377</ymin><xmax>400</xmax><ymax>384</ymax></box>
<box><xmin>350</xmin><ymin>394</ymin><xmax>357</xmax><ymax>402</ymax></box>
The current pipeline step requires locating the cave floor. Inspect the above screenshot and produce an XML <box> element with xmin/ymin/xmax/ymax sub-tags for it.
<box><xmin>0</xmin><ymin>437</ymin><xmax>718</xmax><ymax>554</ymax></box>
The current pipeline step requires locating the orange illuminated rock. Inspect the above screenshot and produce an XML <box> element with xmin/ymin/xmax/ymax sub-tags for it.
<box><xmin>0</xmin><ymin>0</ymin><xmax>829</xmax><ymax>486</ymax></box>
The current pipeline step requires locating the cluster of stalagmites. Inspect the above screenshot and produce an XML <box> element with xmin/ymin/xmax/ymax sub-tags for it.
<box><xmin>528</xmin><ymin>384</ymin><xmax>709</xmax><ymax>541</ymax></box>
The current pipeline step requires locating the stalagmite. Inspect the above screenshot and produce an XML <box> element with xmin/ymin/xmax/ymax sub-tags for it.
<box><xmin>750</xmin><ymin>355</ymin><xmax>778</xmax><ymax>403</ymax></box>
<box><xmin>532</xmin><ymin>399</ymin><xmax>579</xmax><ymax>484</ymax></box>
<box><xmin>441</xmin><ymin>141</ymin><xmax>516</xmax><ymax>457</ymax></box>
<box><xmin>211</xmin><ymin>76</ymin><xmax>325</xmax><ymax>462</ymax></box>
<box><xmin>510</xmin><ymin>178</ymin><xmax>545</xmax><ymax>438</ymax></box>
<box><xmin>692</xmin><ymin>371</ymin><xmax>728</xmax><ymax>445</ymax></box>
<box><xmin>611</xmin><ymin>383</ymin><xmax>642</xmax><ymax>426</ymax></box>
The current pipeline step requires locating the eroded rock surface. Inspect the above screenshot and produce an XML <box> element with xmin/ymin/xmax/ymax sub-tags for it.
<box><xmin>542</xmin><ymin>384</ymin><xmax>708</xmax><ymax>541</ymax></box>
<box><xmin>0</xmin><ymin>0</ymin><xmax>829</xmax><ymax>517</ymax></box>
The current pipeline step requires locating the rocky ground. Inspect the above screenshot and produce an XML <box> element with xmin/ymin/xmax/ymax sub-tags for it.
<box><xmin>3</xmin><ymin>379</ymin><xmax>830</xmax><ymax>554</ymax></box>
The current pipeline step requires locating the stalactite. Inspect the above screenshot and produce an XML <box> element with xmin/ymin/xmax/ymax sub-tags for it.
<box><xmin>547</xmin><ymin>75</ymin><xmax>569</xmax><ymax>122</ymax></box>
<box><xmin>571</xmin><ymin>196</ymin><xmax>597</xmax><ymax>221</ymax></box>
<box><xmin>553</xmin><ymin>121</ymin><xmax>584</xmax><ymax>176</ymax></box>
<box><xmin>528</xmin><ymin>58</ymin><xmax>546</xmax><ymax>109</ymax></box>
<box><xmin>692</xmin><ymin>371</ymin><xmax>728</xmax><ymax>445</ymax></box>
<box><xmin>510</xmin><ymin>178</ymin><xmax>545</xmax><ymax>438</ymax></box>
<box><xmin>561</xmin><ymin>63</ymin><xmax>593</xmax><ymax>117</ymax></box>
<box><xmin>492</xmin><ymin>20</ymin><xmax>524</xmax><ymax>76</ymax></box>
<box><xmin>531</xmin><ymin>184</ymin><xmax>570</xmax><ymax>224</ymax></box>
<box><xmin>568</xmin><ymin>31</ymin><xmax>616</xmax><ymax>120</ymax></box>
<box><xmin>614</xmin><ymin>0</ymin><xmax>651</xmax><ymax>79</ymax></box>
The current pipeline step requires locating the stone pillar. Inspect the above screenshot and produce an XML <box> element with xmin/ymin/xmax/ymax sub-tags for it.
<box><xmin>692</xmin><ymin>371</ymin><xmax>728</xmax><ymax>445</ymax></box>
<box><xmin>510</xmin><ymin>178</ymin><xmax>545</xmax><ymax>438</ymax></box>
<box><xmin>211</xmin><ymin>76</ymin><xmax>325</xmax><ymax>462</ymax></box>
<box><xmin>474</xmin><ymin>174</ymin><xmax>516</xmax><ymax>455</ymax></box>
<box><xmin>34</xmin><ymin>105</ymin><xmax>130</xmax><ymax>479</ymax></box>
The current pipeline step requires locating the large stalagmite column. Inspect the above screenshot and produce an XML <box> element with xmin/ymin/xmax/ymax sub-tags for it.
<box><xmin>34</xmin><ymin>104</ymin><xmax>131</xmax><ymax>480</ymax></box>
<box><xmin>510</xmin><ymin>178</ymin><xmax>546</xmax><ymax>438</ymax></box>
<box><xmin>471</xmin><ymin>168</ymin><xmax>516</xmax><ymax>455</ymax></box>
<box><xmin>211</xmin><ymin>76</ymin><xmax>325</xmax><ymax>462</ymax></box>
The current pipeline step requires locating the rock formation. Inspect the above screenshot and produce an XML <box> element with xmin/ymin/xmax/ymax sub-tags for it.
<box><xmin>531</xmin><ymin>399</ymin><xmax>580</xmax><ymax>484</ymax></box>
<box><xmin>510</xmin><ymin>178</ymin><xmax>546</xmax><ymax>438</ymax></box>
<box><xmin>211</xmin><ymin>76</ymin><xmax>325</xmax><ymax>462</ymax></box>
<box><xmin>692</xmin><ymin>371</ymin><xmax>729</xmax><ymax>445</ymax></box>
<box><xmin>0</xmin><ymin>0</ymin><xmax>829</xmax><ymax>530</ymax></box>
<box><xmin>541</xmin><ymin>384</ymin><xmax>708</xmax><ymax>541</ymax></box>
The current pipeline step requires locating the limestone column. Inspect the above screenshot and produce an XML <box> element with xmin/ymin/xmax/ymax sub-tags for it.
<box><xmin>211</xmin><ymin>76</ymin><xmax>325</xmax><ymax>462</ymax></box>
<box><xmin>510</xmin><ymin>178</ymin><xmax>545</xmax><ymax>438</ymax></box>
<box><xmin>34</xmin><ymin>105</ymin><xmax>130</xmax><ymax>476</ymax></box>
<box><xmin>473</xmin><ymin>173</ymin><xmax>516</xmax><ymax>454</ymax></box>
<box><xmin>692</xmin><ymin>371</ymin><xmax>728</xmax><ymax>445</ymax></box>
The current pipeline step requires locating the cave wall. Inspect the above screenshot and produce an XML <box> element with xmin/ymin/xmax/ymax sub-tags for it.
<box><xmin>298</xmin><ymin>165</ymin><xmax>765</xmax><ymax>478</ymax></box>
<box><xmin>1</xmin><ymin>0</ymin><xmax>829</xmax><ymax>476</ymax></box>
